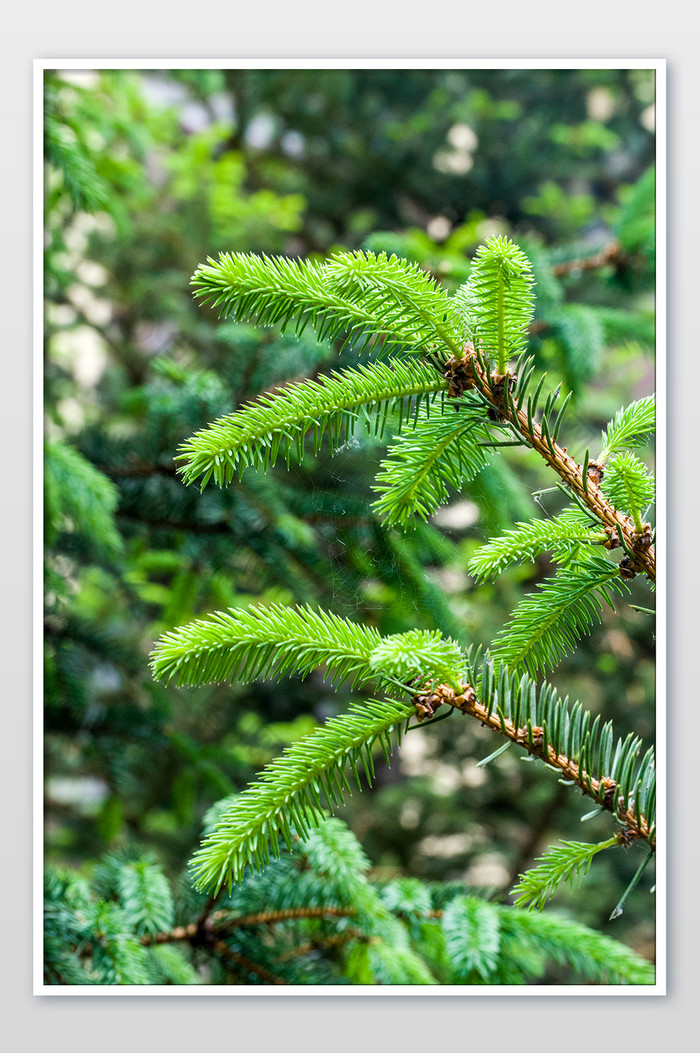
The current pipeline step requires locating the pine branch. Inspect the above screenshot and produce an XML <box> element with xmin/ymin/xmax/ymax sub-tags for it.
<box><xmin>511</xmin><ymin>837</ymin><xmax>620</xmax><ymax>910</ymax></box>
<box><xmin>550</xmin><ymin>240</ymin><xmax>625</xmax><ymax>276</ymax></box>
<box><xmin>499</xmin><ymin>906</ymin><xmax>655</xmax><ymax>985</ymax></box>
<box><xmin>191</xmin><ymin>250</ymin><xmax>463</xmax><ymax>358</ymax></box>
<box><xmin>367</xmin><ymin>628</ymin><xmax>468</xmax><ymax>689</ymax></box>
<box><xmin>187</xmin><ymin>697</ymin><xmax>414</xmax><ymax>893</ymax></box>
<box><xmin>441</xmin><ymin>895</ymin><xmax>501</xmax><ymax>981</ymax></box>
<box><xmin>150</xmin><ymin>603</ymin><xmax>383</xmax><ymax>689</ymax></box>
<box><xmin>447</xmin><ymin>349</ymin><xmax>656</xmax><ymax>581</ymax></box>
<box><xmin>489</xmin><ymin>555</ymin><xmax>631</xmax><ymax>677</ymax></box>
<box><xmin>117</xmin><ymin>860</ymin><xmax>174</xmax><ymax>936</ymax></box>
<box><xmin>600</xmin><ymin>452</ymin><xmax>655</xmax><ymax>530</ymax></box>
<box><xmin>152</xmin><ymin>233</ymin><xmax>659</xmax><ymax>936</ymax></box>
<box><xmin>371</xmin><ymin>399</ymin><xmax>490</xmax><ymax>528</ymax></box>
<box><xmin>48</xmin><ymin>847</ymin><xmax>655</xmax><ymax>986</ymax></box>
<box><xmin>413</xmin><ymin>650</ymin><xmax>655</xmax><ymax>848</ymax></box>
<box><xmin>600</xmin><ymin>395</ymin><xmax>656</xmax><ymax>461</ymax></box>
<box><xmin>323</xmin><ymin>250</ymin><xmax>465</xmax><ymax>356</ymax></box>
<box><xmin>467</xmin><ymin>509</ymin><xmax>604</xmax><ymax>582</ymax></box>
<box><xmin>150</xmin><ymin>603</ymin><xmax>466</xmax><ymax>692</ymax></box>
<box><xmin>144</xmin><ymin>943</ymin><xmax>200</xmax><ymax>985</ymax></box>
<box><xmin>176</xmin><ymin>358</ymin><xmax>447</xmax><ymax>489</ymax></box>
<box><xmin>151</xmin><ymin>606</ymin><xmax>467</xmax><ymax>896</ymax></box>
<box><xmin>45</xmin><ymin>440</ymin><xmax>124</xmax><ymax>559</ymax></box>
<box><xmin>460</xmin><ymin>235</ymin><xmax>536</xmax><ymax>373</ymax></box>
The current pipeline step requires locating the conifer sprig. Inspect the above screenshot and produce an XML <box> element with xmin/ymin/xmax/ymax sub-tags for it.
<box><xmin>599</xmin><ymin>394</ymin><xmax>656</xmax><ymax>462</ymax></box>
<box><xmin>150</xmin><ymin>603</ymin><xmax>384</xmax><ymax>690</ymax></box>
<box><xmin>152</xmin><ymin>232</ymin><xmax>658</xmax><ymax>920</ymax></box>
<box><xmin>150</xmin><ymin>603</ymin><xmax>467</xmax><ymax>692</ymax></box>
<box><xmin>191</xmin><ymin>250</ymin><xmax>463</xmax><ymax>357</ymax></box>
<box><xmin>176</xmin><ymin>359</ymin><xmax>447</xmax><ymax>489</ymax></box>
<box><xmin>155</xmin><ymin>611</ymin><xmax>655</xmax><ymax>889</ymax></box>
<box><xmin>510</xmin><ymin>837</ymin><xmax>620</xmax><ymax>910</ymax></box>
<box><xmin>442</xmin><ymin>895</ymin><xmax>501</xmax><ymax>980</ymax></box>
<box><xmin>467</xmin><ymin>509</ymin><xmax>604</xmax><ymax>582</ymax></box>
<box><xmin>426</xmin><ymin>650</ymin><xmax>656</xmax><ymax>848</ymax></box>
<box><xmin>601</xmin><ymin>452</ymin><xmax>655</xmax><ymax>530</ymax></box>
<box><xmin>498</xmin><ymin>907</ymin><xmax>654</xmax><ymax>985</ymax></box>
<box><xmin>371</xmin><ymin>400</ymin><xmax>490</xmax><ymax>528</ymax></box>
<box><xmin>488</xmin><ymin>556</ymin><xmax>630</xmax><ymax>677</ymax></box>
<box><xmin>455</xmin><ymin>349</ymin><xmax>656</xmax><ymax>582</ymax></box>
<box><xmin>323</xmin><ymin>250</ymin><xmax>465</xmax><ymax>357</ymax></box>
<box><xmin>463</xmin><ymin>236</ymin><xmax>536</xmax><ymax>373</ymax></box>
<box><xmin>188</xmin><ymin>697</ymin><xmax>415</xmax><ymax>892</ymax></box>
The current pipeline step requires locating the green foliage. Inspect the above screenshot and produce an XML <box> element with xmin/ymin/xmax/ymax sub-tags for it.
<box><xmin>44</xmin><ymin>68</ymin><xmax>657</xmax><ymax>988</ymax></box>
<box><xmin>151</xmin><ymin>603</ymin><xmax>384</xmax><ymax>689</ymax></box>
<box><xmin>371</xmin><ymin>399</ymin><xmax>490</xmax><ymax>527</ymax></box>
<box><xmin>45</xmin><ymin>857</ymin><xmax>199</xmax><ymax>986</ymax></box>
<box><xmin>367</xmin><ymin>629</ymin><xmax>467</xmax><ymax>689</ymax></box>
<box><xmin>45</xmin><ymin>819</ymin><xmax>653</xmax><ymax>986</ymax></box>
<box><xmin>188</xmin><ymin>698</ymin><xmax>414</xmax><ymax>892</ymax></box>
<box><xmin>467</xmin><ymin>509</ymin><xmax>603</xmax><ymax>581</ymax></box>
<box><xmin>461</xmin><ymin>235</ymin><xmax>535</xmax><ymax>372</ymax></box>
<box><xmin>616</xmin><ymin>165</ymin><xmax>656</xmax><ymax>262</ymax></box>
<box><xmin>191</xmin><ymin>250</ymin><xmax>464</xmax><ymax>358</ymax></box>
<box><xmin>511</xmin><ymin>837</ymin><xmax>620</xmax><ymax>910</ymax></box>
<box><xmin>442</xmin><ymin>895</ymin><xmax>501</xmax><ymax>980</ymax></box>
<box><xmin>498</xmin><ymin>906</ymin><xmax>654</xmax><ymax>985</ymax></box>
<box><xmin>468</xmin><ymin>651</ymin><xmax>655</xmax><ymax>840</ymax></box>
<box><xmin>155</xmin><ymin>605</ymin><xmax>656</xmax><ymax>897</ymax></box>
<box><xmin>601</xmin><ymin>452</ymin><xmax>656</xmax><ymax>527</ymax></box>
<box><xmin>600</xmin><ymin>395</ymin><xmax>656</xmax><ymax>461</ymax></box>
<box><xmin>44</xmin><ymin>108</ymin><xmax>109</xmax><ymax>214</ymax></box>
<box><xmin>177</xmin><ymin>357</ymin><xmax>446</xmax><ymax>489</ymax></box>
<box><xmin>489</xmin><ymin>556</ymin><xmax>631</xmax><ymax>677</ymax></box>
<box><xmin>156</xmin><ymin>230</ymin><xmax>656</xmax><ymax>927</ymax></box>
<box><xmin>45</xmin><ymin>440</ymin><xmax>123</xmax><ymax>560</ymax></box>
<box><xmin>425</xmin><ymin>891</ymin><xmax>654</xmax><ymax>985</ymax></box>
<box><xmin>151</xmin><ymin>602</ymin><xmax>468</xmax><ymax>695</ymax></box>
<box><xmin>116</xmin><ymin>859</ymin><xmax>174</xmax><ymax>935</ymax></box>
<box><xmin>550</xmin><ymin>303</ymin><xmax>605</xmax><ymax>386</ymax></box>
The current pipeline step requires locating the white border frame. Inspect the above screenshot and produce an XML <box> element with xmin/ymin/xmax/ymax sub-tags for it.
<box><xmin>34</xmin><ymin>58</ymin><xmax>666</xmax><ymax>997</ymax></box>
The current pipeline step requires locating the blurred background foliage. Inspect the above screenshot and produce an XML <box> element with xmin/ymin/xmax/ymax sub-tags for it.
<box><xmin>44</xmin><ymin>66</ymin><xmax>657</xmax><ymax>982</ymax></box>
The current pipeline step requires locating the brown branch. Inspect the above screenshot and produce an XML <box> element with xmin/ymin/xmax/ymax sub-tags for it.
<box><xmin>445</xmin><ymin>349</ymin><xmax>655</xmax><ymax>583</ymax></box>
<box><xmin>212</xmin><ymin>906</ymin><xmax>356</xmax><ymax>930</ymax></box>
<box><xmin>141</xmin><ymin>906</ymin><xmax>357</xmax><ymax>947</ymax></box>
<box><xmin>413</xmin><ymin>682</ymin><xmax>654</xmax><ymax>849</ymax></box>
<box><xmin>209</xmin><ymin>938</ymin><xmax>290</xmax><ymax>985</ymax></box>
<box><xmin>143</xmin><ymin>923</ymin><xmax>199</xmax><ymax>946</ymax></box>
<box><xmin>276</xmin><ymin>929</ymin><xmax>364</xmax><ymax>962</ymax></box>
<box><xmin>550</xmin><ymin>241</ymin><xmax>625</xmax><ymax>277</ymax></box>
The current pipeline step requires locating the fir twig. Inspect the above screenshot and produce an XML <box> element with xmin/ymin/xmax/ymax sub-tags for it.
<box><xmin>511</xmin><ymin>837</ymin><xmax>620</xmax><ymax>910</ymax></box>
<box><xmin>412</xmin><ymin>652</ymin><xmax>655</xmax><ymax>849</ymax></box>
<box><xmin>452</xmin><ymin>349</ymin><xmax>656</xmax><ymax>582</ymax></box>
